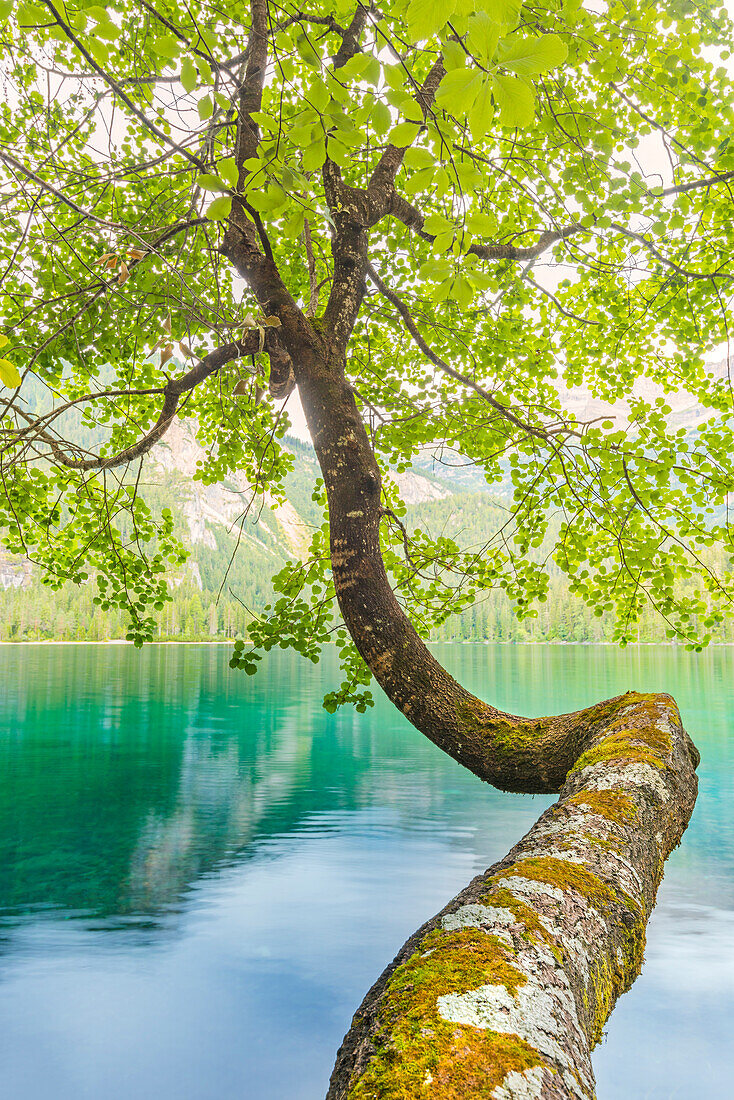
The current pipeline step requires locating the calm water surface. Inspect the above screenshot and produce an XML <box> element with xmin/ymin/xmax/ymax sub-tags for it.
<box><xmin>0</xmin><ymin>643</ymin><xmax>731</xmax><ymax>1099</ymax></box>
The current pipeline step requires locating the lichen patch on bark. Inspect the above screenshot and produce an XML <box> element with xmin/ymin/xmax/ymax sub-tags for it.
<box><xmin>329</xmin><ymin>693</ymin><xmax>698</xmax><ymax>1100</ymax></box>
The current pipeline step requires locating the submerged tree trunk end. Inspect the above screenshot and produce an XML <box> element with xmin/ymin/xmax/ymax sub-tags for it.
<box><xmin>327</xmin><ymin>692</ymin><xmax>698</xmax><ymax>1099</ymax></box>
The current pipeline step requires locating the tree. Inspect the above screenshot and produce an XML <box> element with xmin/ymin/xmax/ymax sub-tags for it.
<box><xmin>1</xmin><ymin>0</ymin><xmax>730</xmax><ymax>1094</ymax></box>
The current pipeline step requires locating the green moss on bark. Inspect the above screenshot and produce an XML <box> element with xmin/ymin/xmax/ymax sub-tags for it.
<box><xmin>498</xmin><ymin>856</ymin><xmax>639</xmax><ymax>915</ymax></box>
<box><xmin>567</xmin><ymin>789</ymin><xmax>638</xmax><ymax>824</ymax></box>
<box><xmin>345</xmin><ymin>928</ymin><xmax>550</xmax><ymax>1098</ymax></box>
<box><xmin>476</xmin><ymin>885</ymin><xmax>564</xmax><ymax>963</ymax></box>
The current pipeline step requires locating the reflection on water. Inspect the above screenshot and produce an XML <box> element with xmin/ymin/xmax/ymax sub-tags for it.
<box><xmin>0</xmin><ymin>643</ymin><xmax>732</xmax><ymax>1099</ymax></box>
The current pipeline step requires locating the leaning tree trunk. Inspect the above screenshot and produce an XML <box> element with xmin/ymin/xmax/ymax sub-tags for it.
<box><xmin>326</xmin><ymin>690</ymin><xmax>697</xmax><ymax>1099</ymax></box>
<box><xmin>219</xmin><ymin>221</ymin><xmax>700</xmax><ymax>1096</ymax></box>
<box><xmin>293</xmin><ymin>366</ymin><xmax>699</xmax><ymax>1099</ymax></box>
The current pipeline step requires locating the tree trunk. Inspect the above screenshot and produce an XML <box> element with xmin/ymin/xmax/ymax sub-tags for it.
<box><xmin>326</xmin><ymin>691</ymin><xmax>697</xmax><ymax>1098</ymax></box>
<box><xmin>292</xmin><ymin>364</ymin><xmax>699</xmax><ymax>1099</ymax></box>
<box><xmin>218</xmin><ymin>230</ymin><xmax>700</xmax><ymax>1095</ymax></box>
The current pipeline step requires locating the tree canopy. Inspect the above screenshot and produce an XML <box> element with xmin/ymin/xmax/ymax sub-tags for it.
<box><xmin>2</xmin><ymin>0</ymin><xmax>734</xmax><ymax>704</ymax></box>
<box><xmin>1</xmin><ymin>4</ymin><xmax>723</xmax><ymax>1095</ymax></box>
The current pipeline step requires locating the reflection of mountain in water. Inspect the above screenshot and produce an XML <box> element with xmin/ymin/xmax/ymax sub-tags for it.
<box><xmin>0</xmin><ymin>645</ymin><xmax>519</xmax><ymax>926</ymax></box>
<box><xmin>126</xmin><ymin>718</ymin><xmax>314</xmax><ymax>910</ymax></box>
<box><xmin>1</xmin><ymin>642</ymin><xmax>732</xmax><ymax>937</ymax></box>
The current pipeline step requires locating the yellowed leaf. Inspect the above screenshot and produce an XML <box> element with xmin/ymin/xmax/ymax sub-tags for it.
<box><xmin>0</xmin><ymin>357</ymin><xmax>21</xmax><ymax>389</ymax></box>
<box><xmin>117</xmin><ymin>260</ymin><xmax>130</xmax><ymax>285</ymax></box>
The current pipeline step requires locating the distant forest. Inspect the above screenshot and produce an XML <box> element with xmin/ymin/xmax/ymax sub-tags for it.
<box><xmin>6</xmin><ymin>568</ymin><xmax>734</xmax><ymax>645</ymax></box>
<box><xmin>3</xmin><ymin>433</ymin><xmax>733</xmax><ymax>646</ymax></box>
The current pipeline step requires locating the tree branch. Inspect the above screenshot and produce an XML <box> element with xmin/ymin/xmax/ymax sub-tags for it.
<box><xmin>38</xmin><ymin>0</ymin><xmax>208</xmax><ymax>172</ymax></box>
<box><xmin>387</xmin><ymin>189</ymin><xmax>583</xmax><ymax>259</ymax></box>
<box><xmin>368</xmin><ymin>57</ymin><xmax>446</xmax><ymax>215</ymax></box>
<box><xmin>365</xmin><ymin>262</ymin><xmax>579</xmax><ymax>443</ymax></box>
<box><xmin>13</xmin><ymin>337</ymin><xmax>261</xmax><ymax>471</ymax></box>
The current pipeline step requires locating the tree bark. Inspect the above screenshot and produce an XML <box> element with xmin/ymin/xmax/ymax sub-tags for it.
<box><xmin>290</xmin><ymin>363</ymin><xmax>699</xmax><ymax>1099</ymax></box>
<box><xmin>222</xmin><ymin>185</ymin><xmax>699</xmax><ymax>1097</ymax></box>
<box><xmin>325</xmin><ymin>690</ymin><xmax>697</xmax><ymax>1099</ymax></box>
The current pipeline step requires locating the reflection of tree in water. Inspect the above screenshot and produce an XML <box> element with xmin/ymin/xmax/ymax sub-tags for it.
<box><xmin>127</xmin><ymin>720</ymin><xmax>314</xmax><ymax>910</ymax></box>
<box><xmin>0</xmin><ymin>647</ymin><xmax>332</xmax><ymax>921</ymax></box>
<box><xmin>5</xmin><ymin>646</ymin><xmax>729</xmax><ymax>932</ymax></box>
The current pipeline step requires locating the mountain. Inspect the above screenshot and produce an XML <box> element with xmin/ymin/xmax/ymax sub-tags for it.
<box><xmin>0</xmin><ymin>425</ymin><xmax>503</xmax><ymax>642</ymax></box>
<box><xmin>2</xmin><ymin>366</ymin><xmax>733</xmax><ymax>646</ymax></box>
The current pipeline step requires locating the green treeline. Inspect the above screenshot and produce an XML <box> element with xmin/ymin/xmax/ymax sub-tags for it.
<box><xmin>2</xmin><ymin>476</ymin><xmax>733</xmax><ymax>646</ymax></box>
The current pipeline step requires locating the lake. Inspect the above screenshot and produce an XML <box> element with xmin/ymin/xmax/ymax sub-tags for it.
<box><xmin>0</xmin><ymin>643</ymin><xmax>731</xmax><ymax>1099</ymax></box>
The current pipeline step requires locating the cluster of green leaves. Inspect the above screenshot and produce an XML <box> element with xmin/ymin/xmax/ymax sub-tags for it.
<box><xmin>3</xmin><ymin>0</ymin><xmax>734</xmax><ymax>698</ymax></box>
<box><xmin>228</xmin><ymin>481</ymin><xmax>373</xmax><ymax>709</ymax></box>
<box><xmin>0</xmin><ymin>459</ymin><xmax>186</xmax><ymax>643</ymax></box>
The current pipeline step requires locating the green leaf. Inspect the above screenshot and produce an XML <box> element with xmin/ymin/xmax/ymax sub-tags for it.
<box><xmin>486</xmin><ymin>0</ymin><xmax>523</xmax><ymax>31</ymax></box>
<box><xmin>0</xmin><ymin>1</ymin><xmax>12</xmax><ymax>18</ymax></box>
<box><xmin>87</xmin><ymin>39</ymin><xmax>109</xmax><ymax>66</ymax></box>
<box><xmin>466</xmin><ymin>211</ymin><xmax>497</xmax><ymax>235</ymax></box>
<box><xmin>388</xmin><ymin>120</ymin><xmax>421</xmax><ymax>147</ymax></box>
<box><xmin>466</xmin><ymin>13</ymin><xmax>500</xmax><ymax>64</ymax></box>
<box><xmin>248</xmin><ymin>183</ymin><xmax>287</xmax><ymax>213</ymax></box>
<box><xmin>290</xmin><ymin>122</ymin><xmax>317</xmax><ymax>148</ymax></box>
<box><xmin>372</xmin><ymin>99</ymin><xmax>392</xmax><ymax>136</ymax></box>
<box><xmin>17</xmin><ymin>0</ymin><xmax>46</xmax><ymax>22</ymax></box>
<box><xmin>301</xmin><ymin>138</ymin><xmax>326</xmax><ymax>171</ymax></box>
<box><xmin>0</xmin><ymin>358</ymin><xmax>21</xmax><ymax>389</ymax></box>
<box><xmin>198</xmin><ymin>173</ymin><xmax>227</xmax><ymax>191</ymax></box>
<box><xmin>197</xmin><ymin>95</ymin><xmax>213</xmax><ymax>121</ymax></box>
<box><xmin>468</xmin><ymin>76</ymin><xmax>495</xmax><ymax>141</ymax></box>
<box><xmin>406</xmin><ymin>0</ymin><xmax>456</xmax><ymax>40</ymax></box>
<box><xmin>307</xmin><ymin>79</ymin><xmax>330</xmax><ymax>112</ymax></box>
<box><xmin>296</xmin><ymin>33</ymin><xmax>320</xmax><ymax>68</ymax></box>
<box><xmin>218</xmin><ymin>157</ymin><xmax>239</xmax><ymax>187</ymax></box>
<box><xmin>403</xmin><ymin>166</ymin><xmax>435</xmax><ymax>195</ymax></box>
<box><xmin>281</xmin><ymin>207</ymin><xmax>306</xmax><ymax>240</ymax></box>
<box><xmin>491</xmin><ymin>73</ymin><xmax>536</xmax><ymax>127</ymax></box>
<box><xmin>497</xmin><ymin>34</ymin><xmax>569</xmax><ymax>76</ymax></box>
<box><xmin>435</xmin><ymin>68</ymin><xmax>483</xmax><ymax>116</ymax></box>
<box><xmin>452</xmin><ymin>275</ymin><xmax>474</xmax><ymax>310</ymax></box>
<box><xmin>403</xmin><ymin>147</ymin><xmax>434</xmax><ymax>170</ymax></box>
<box><xmin>181</xmin><ymin>56</ymin><xmax>197</xmax><ymax>93</ymax></box>
<box><xmin>196</xmin><ymin>57</ymin><xmax>213</xmax><ymax>84</ymax></box>
<box><xmin>94</xmin><ymin>19</ymin><xmax>119</xmax><ymax>41</ymax></box>
<box><xmin>205</xmin><ymin>195</ymin><xmax>233</xmax><ymax>221</ymax></box>
<box><xmin>424</xmin><ymin>212</ymin><xmax>455</xmax><ymax>236</ymax></box>
<box><xmin>363</xmin><ymin>55</ymin><xmax>381</xmax><ymax>86</ymax></box>
<box><xmin>442</xmin><ymin>41</ymin><xmax>466</xmax><ymax>71</ymax></box>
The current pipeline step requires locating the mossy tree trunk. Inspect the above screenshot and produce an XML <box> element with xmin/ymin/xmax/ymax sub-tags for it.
<box><xmin>326</xmin><ymin>692</ymin><xmax>698</xmax><ymax>1099</ymax></box>
<box><xmin>290</xmin><ymin>359</ymin><xmax>700</xmax><ymax>1100</ymax></box>
<box><xmin>217</xmin><ymin>16</ymin><xmax>701</xmax><ymax>1091</ymax></box>
<box><xmin>220</xmin><ymin>226</ymin><xmax>701</xmax><ymax>1098</ymax></box>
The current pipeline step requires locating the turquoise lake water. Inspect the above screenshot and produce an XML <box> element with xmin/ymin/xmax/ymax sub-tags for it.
<box><xmin>0</xmin><ymin>643</ymin><xmax>731</xmax><ymax>1099</ymax></box>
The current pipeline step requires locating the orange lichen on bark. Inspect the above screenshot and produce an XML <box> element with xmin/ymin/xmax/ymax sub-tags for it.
<box><xmin>567</xmin><ymin>789</ymin><xmax>638</xmax><ymax>824</ymax></box>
